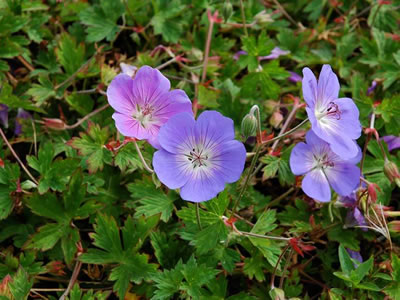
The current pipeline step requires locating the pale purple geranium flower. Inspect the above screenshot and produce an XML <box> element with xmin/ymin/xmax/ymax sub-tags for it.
<box><xmin>288</xmin><ymin>71</ymin><xmax>302</xmax><ymax>83</ymax></box>
<box><xmin>382</xmin><ymin>135</ymin><xmax>400</xmax><ymax>151</ymax></box>
<box><xmin>233</xmin><ymin>47</ymin><xmax>290</xmax><ymax>61</ymax></box>
<box><xmin>366</xmin><ymin>80</ymin><xmax>377</xmax><ymax>96</ymax></box>
<box><xmin>290</xmin><ymin>131</ymin><xmax>361</xmax><ymax>202</ymax></box>
<box><xmin>107</xmin><ymin>65</ymin><xmax>193</xmax><ymax>148</ymax></box>
<box><xmin>0</xmin><ymin>104</ymin><xmax>8</xmax><ymax>128</ymax></box>
<box><xmin>15</xmin><ymin>108</ymin><xmax>32</xmax><ymax>136</ymax></box>
<box><xmin>153</xmin><ymin>111</ymin><xmax>246</xmax><ymax>202</ymax></box>
<box><xmin>302</xmin><ymin>65</ymin><xmax>361</xmax><ymax>159</ymax></box>
<box><xmin>347</xmin><ymin>249</ymin><xmax>363</xmax><ymax>267</ymax></box>
<box><xmin>338</xmin><ymin>191</ymin><xmax>367</xmax><ymax>231</ymax></box>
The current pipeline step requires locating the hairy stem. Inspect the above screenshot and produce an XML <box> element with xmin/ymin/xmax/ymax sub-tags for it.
<box><xmin>0</xmin><ymin>128</ymin><xmax>39</xmax><ymax>185</ymax></box>
<box><xmin>196</xmin><ymin>203</ymin><xmax>203</xmax><ymax>230</ymax></box>
<box><xmin>59</xmin><ymin>260</ymin><xmax>82</xmax><ymax>300</ymax></box>
<box><xmin>239</xmin><ymin>0</ymin><xmax>248</xmax><ymax>36</ymax></box>
<box><xmin>65</xmin><ymin>104</ymin><xmax>109</xmax><ymax>130</ymax></box>
<box><xmin>133</xmin><ymin>140</ymin><xmax>154</xmax><ymax>173</ymax></box>
<box><xmin>201</xmin><ymin>11</ymin><xmax>215</xmax><ymax>83</ymax></box>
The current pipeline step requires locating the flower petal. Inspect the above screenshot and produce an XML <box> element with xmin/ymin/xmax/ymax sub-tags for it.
<box><xmin>382</xmin><ymin>135</ymin><xmax>400</xmax><ymax>152</ymax></box>
<box><xmin>334</xmin><ymin>97</ymin><xmax>361</xmax><ymax>140</ymax></box>
<box><xmin>106</xmin><ymin>74</ymin><xmax>135</xmax><ymax>115</ymax></box>
<box><xmin>302</xmin><ymin>169</ymin><xmax>331</xmax><ymax>202</ymax></box>
<box><xmin>152</xmin><ymin>89</ymin><xmax>193</xmax><ymax>124</ymax></box>
<box><xmin>317</xmin><ymin>64</ymin><xmax>340</xmax><ymax>105</ymax></box>
<box><xmin>180</xmin><ymin>168</ymin><xmax>226</xmax><ymax>202</ymax></box>
<box><xmin>325</xmin><ymin>162</ymin><xmax>360</xmax><ymax>196</ymax></box>
<box><xmin>157</xmin><ymin>112</ymin><xmax>196</xmax><ymax>153</ymax></box>
<box><xmin>112</xmin><ymin>112</ymin><xmax>148</xmax><ymax>140</ymax></box>
<box><xmin>290</xmin><ymin>142</ymin><xmax>314</xmax><ymax>175</ymax></box>
<box><xmin>195</xmin><ymin>111</ymin><xmax>235</xmax><ymax>147</ymax></box>
<box><xmin>211</xmin><ymin>140</ymin><xmax>246</xmax><ymax>183</ymax></box>
<box><xmin>131</xmin><ymin>65</ymin><xmax>170</xmax><ymax>106</ymax></box>
<box><xmin>302</xmin><ymin>67</ymin><xmax>318</xmax><ymax>107</ymax></box>
<box><xmin>153</xmin><ymin>149</ymin><xmax>191</xmax><ymax>189</ymax></box>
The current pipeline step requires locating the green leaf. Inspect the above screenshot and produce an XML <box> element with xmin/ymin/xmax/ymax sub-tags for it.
<box><xmin>29</xmin><ymin>223</ymin><xmax>67</xmax><ymax>251</ymax></box>
<box><xmin>63</xmin><ymin>170</ymin><xmax>86</xmax><ymax>216</ymax></box>
<box><xmin>61</xmin><ymin>228</ymin><xmax>80</xmax><ymax>265</ymax></box>
<box><xmin>350</xmin><ymin>256</ymin><xmax>373</xmax><ymax>284</ymax></box>
<box><xmin>128</xmin><ymin>178</ymin><xmax>177</xmax><ymax>222</ymax></box>
<box><xmin>251</xmin><ymin>210</ymin><xmax>277</xmax><ymax>235</ymax></box>
<box><xmin>195</xmin><ymin>221</ymin><xmax>228</xmax><ymax>255</ymax></box>
<box><xmin>25</xmin><ymin>192</ymin><xmax>67</xmax><ymax>223</ymax></box>
<box><xmin>151</xmin><ymin>0</ymin><xmax>185</xmax><ymax>43</ymax></box>
<box><xmin>68</xmin><ymin>124</ymin><xmax>112</xmax><ymax>173</ymax></box>
<box><xmin>0</xmin><ymin>82</ymin><xmax>45</xmax><ymax>113</ymax></box>
<box><xmin>9</xmin><ymin>268</ymin><xmax>33</xmax><ymax>300</ymax></box>
<box><xmin>26</xmin><ymin>76</ymin><xmax>56</xmax><ymax>105</ymax></box>
<box><xmin>338</xmin><ymin>244</ymin><xmax>355</xmax><ymax>275</ymax></box>
<box><xmin>198</xmin><ymin>85</ymin><xmax>219</xmax><ymax>108</ymax></box>
<box><xmin>56</xmin><ymin>33</ymin><xmax>85</xmax><ymax>75</ymax></box>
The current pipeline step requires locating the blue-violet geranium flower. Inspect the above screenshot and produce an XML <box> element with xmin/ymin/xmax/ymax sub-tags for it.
<box><xmin>302</xmin><ymin>65</ymin><xmax>361</xmax><ymax>159</ymax></box>
<box><xmin>153</xmin><ymin>111</ymin><xmax>246</xmax><ymax>202</ymax></box>
<box><xmin>107</xmin><ymin>65</ymin><xmax>193</xmax><ymax>148</ymax></box>
<box><xmin>290</xmin><ymin>130</ymin><xmax>361</xmax><ymax>202</ymax></box>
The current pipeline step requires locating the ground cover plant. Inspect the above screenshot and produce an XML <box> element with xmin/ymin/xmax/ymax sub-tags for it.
<box><xmin>0</xmin><ymin>0</ymin><xmax>400</xmax><ymax>299</ymax></box>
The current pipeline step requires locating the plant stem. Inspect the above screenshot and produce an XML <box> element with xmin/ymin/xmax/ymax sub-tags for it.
<box><xmin>229</xmin><ymin>105</ymin><xmax>263</xmax><ymax>218</ymax></box>
<box><xmin>65</xmin><ymin>104</ymin><xmax>110</xmax><ymax>130</ymax></box>
<box><xmin>156</xmin><ymin>56</ymin><xmax>178</xmax><ymax>70</ymax></box>
<box><xmin>239</xmin><ymin>0</ymin><xmax>248</xmax><ymax>36</ymax></box>
<box><xmin>0</xmin><ymin>128</ymin><xmax>39</xmax><ymax>185</ymax></box>
<box><xmin>201</xmin><ymin>11</ymin><xmax>215</xmax><ymax>83</ymax></box>
<box><xmin>59</xmin><ymin>260</ymin><xmax>82</xmax><ymax>300</ymax></box>
<box><xmin>265</xmin><ymin>118</ymin><xmax>309</xmax><ymax>145</ymax></box>
<box><xmin>238</xmin><ymin>230</ymin><xmax>291</xmax><ymax>241</ymax></box>
<box><xmin>196</xmin><ymin>203</ymin><xmax>202</xmax><ymax>230</ymax></box>
<box><xmin>133</xmin><ymin>140</ymin><xmax>154</xmax><ymax>173</ymax></box>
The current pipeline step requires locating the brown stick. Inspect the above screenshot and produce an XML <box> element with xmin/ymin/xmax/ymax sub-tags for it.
<box><xmin>0</xmin><ymin>128</ymin><xmax>39</xmax><ymax>185</ymax></box>
<box><xmin>59</xmin><ymin>261</ymin><xmax>82</xmax><ymax>300</ymax></box>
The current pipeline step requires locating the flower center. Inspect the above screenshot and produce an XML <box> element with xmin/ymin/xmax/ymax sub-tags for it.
<box><xmin>314</xmin><ymin>153</ymin><xmax>334</xmax><ymax>169</ymax></box>
<box><xmin>132</xmin><ymin>104</ymin><xmax>155</xmax><ymax>128</ymax></box>
<box><xmin>185</xmin><ymin>147</ymin><xmax>209</xmax><ymax>169</ymax></box>
<box><xmin>315</xmin><ymin>101</ymin><xmax>341</xmax><ymax>121</ymax></box>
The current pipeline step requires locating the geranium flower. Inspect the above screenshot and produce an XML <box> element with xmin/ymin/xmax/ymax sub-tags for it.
<box><xmin>302</xmin><ymin>65</ymin><xmax>361</xmax><ymax>159</ymax></box>
<box><xmin>153</xmin><ymin>111</ymin><xmax>246</xmax><ymax>202</ymax></box>
<box><xmin>107</xmin><ymin>65</ymin><xmax>193</xmax><ymax>148</ymax></box>
<box><xmin>382</xmin><ymin>135</ymin><xmax>400</xmax><ymax>151</ymax></box>
<box><xmin>338</xmin><ymin>191</ymin><xmax>367</xmax><ymax>231</ymax></box>
<box><xmin>288</xmin><ymin>71</ymin><xmax>302</xmax><ymax>83</ymax></box>
<box><xmin>233</xmin><ymin>47</ymin><xmax>290</xmax><ymax>61</ymax></box>
<box><xmin>15</xmin><ymin>109</ymin><xmax>32</xmax><ymax>136</ymax></box>
<box><xmin>0</xmin><ymin>104</ymin><xmax>8</xmax><ymax>128</ymax></box>
<box><xmin>290</xmin><ymin>130</ymin><xmax>361</xmax><ymax>202</ymax></box>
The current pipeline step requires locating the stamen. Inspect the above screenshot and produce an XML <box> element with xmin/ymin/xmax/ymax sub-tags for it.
<box><xmin>186</xmin><ymin>146</ymin><xmax>209</xmax><ymax>169</ymax></box>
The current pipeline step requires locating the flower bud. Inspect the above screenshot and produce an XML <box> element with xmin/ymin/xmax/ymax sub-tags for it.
<box><xmin>222</xmin><ymin>1</ymin><xmax>233</xmax><ymax>22</ymax></box>
<box><xmin>388</xmin><ymin>221</ymin><xmax>400</xmax><ymax>233</ymax></box>
<box><xmin>269</xmin><ymin>111</ymin><xmax>283</xmax><ymax>128</ymax></box>
<box><xmin>42</xmin><ymin>118</ymin><xmax>66</xmax><ymax>130</ymax></box>
<box><xmin>384</xmin><ymin>160</ymin><xmax>400</xmax><ymax>187</ymax></box>
<box><xmin>241</xmin><ymin>113</ymin><xmax>257</xmax><ymax>140</ymax></box>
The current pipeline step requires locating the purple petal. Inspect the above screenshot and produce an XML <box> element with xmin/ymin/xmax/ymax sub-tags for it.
<box><xmin>0</xmin><ymin>104</ymin><xmax>9</xmax><ymax>128</ymax></box>
<box><xmin>338</xmin><ymin>192</ymin><xmax>357</xmax><ymax>207</ymax></box>
<box><xmin>366</xmin><ymin>80</ymin><xmax>377</xmax><ymax>96</ymax></box>
<box><xmin>233</xmin><ymin>50</ymin><xmax>248</xmax><ymax>60</ymax></box>
<box><xmin>14</xmin><ymin>108</ymin><xmax>32</xmax><ymax>136</ymax></box>
<box><xmin>317</xmin><ymin>65</ymin><xmax>340</xmax><ymax>105</ymax></box>
<box><xmin>290</xmin><ymin>142</ymin><xmax>314</xmax><ymax>175</ymax></box>
<box><xmin>152</xmin><ymin>89</ymin><xmax>193</xmax><ymax>124</ymax></box>
<box><xmin>288</xmin><ymin>71</ymin><xmax>302</xmax><ymax>83</ymax></box>
<box><xmin>382</xmin><ymin>135</ymin><xmax>400</xmax><ymax>151</ymax></box>
<box><xmin>131</xmin><ymin>65</ymin><xmax>171</xmax><ymax>105</ymax></box>
<box><xmin>153</xmin><ymin>149</ymin><xmax>191</xmax><ymax>189</ymax></box>
<box><xmin>107</xmin><ymin>74</ymin><xmax>135</xmax><ymax>115</ymax></box>
<box><xmin>195</xmin><ymin>111</ymin><xmax>235</xmax><ymax>146</ymax></box>
<box><xmin>258</xmin><ymin>47</ymin><xmax>290</xmax><ymax>60</ymax></box>
<box><xmin>211</xmin><ymin>140</ymin><xmax>246</xmax><ymax>183</ymax></box>
<box><xmin>112</xmin><ymin>112</ymin><xmax>149</xmax><ymax>140</ymax></box>
<box><xmin>346</xmin><ymin>249</ymin><xmax>363</xmax><ymax>264</ymax></box>
<box><xmin>302</xmin><ymin>68</ymin><xmax>318</xmax><ymax>107</ymax></box>
<box><xmin>157</xmin><ymin>112</ymin><xmax>196</xmax><ymax>153</ymax></box>
<box><xmin>333</xmin><ymin>97</ymin><xmax>361</xmax><ymax>140</ymax></box>
<box><xmin>180</xmin><ymin>168</ymin><xmax>226</xmax><ymax>202</ymax></box>
<box><xmin>120</xmin><ymin>63</ymin><xmax>137</xmax><ymax>77</ymax></box>
<box><xmin>302</xmin><ymin>169</ymin><xmax>331</xmax><ymax>202</ymax></box>
<box><xmin>353</xmin><ymin>208</ymin><xmax>367</xmax><ymax>229</ymax></box>
<box><xmin>307</xmin><ymin>107</ymin><xmax>360</xmax><ymax>160</ymax></box>
<box><xmin>325</xmin><ymin>162</ymin><xmax>360</xmax><ymax>196</ymax></box>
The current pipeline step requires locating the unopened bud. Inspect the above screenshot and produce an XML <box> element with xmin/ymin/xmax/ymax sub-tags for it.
<box><xmin>222</xmin><ymin>1</ymin><xmax>233</xmax><ymax>22</ymax></box>
<box><xmin>388</xmin><ymin>221</ymin><xmax>400</xmax><ymax>233</ymax></box>
<box><xmin>254</xmin><ymin>10</ymin><xmax>273</xmax><ymax>25</ymax></box>
<box><xmin>43</xmin><ymin>118</ymin><xmax>66</xmax><ymax>130</ymax></box>
<box><xmin>384</xmin><ymin>160</ymin><xmax>400</xmax><ymax>187</ymax></box>
<box><xmin>241</xmin><ymin>113</ymin><xmax>257</xmax><ymax>140</ymax></box>
<box><xmin>367</xmin><ymin>182</ymin><xmax>380</xmax><ymax>203</ymax></box>
<box><xmin>269</xmin><ymin>287</ymin><xmax>285</xmax><ymax>300</ymax></box>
